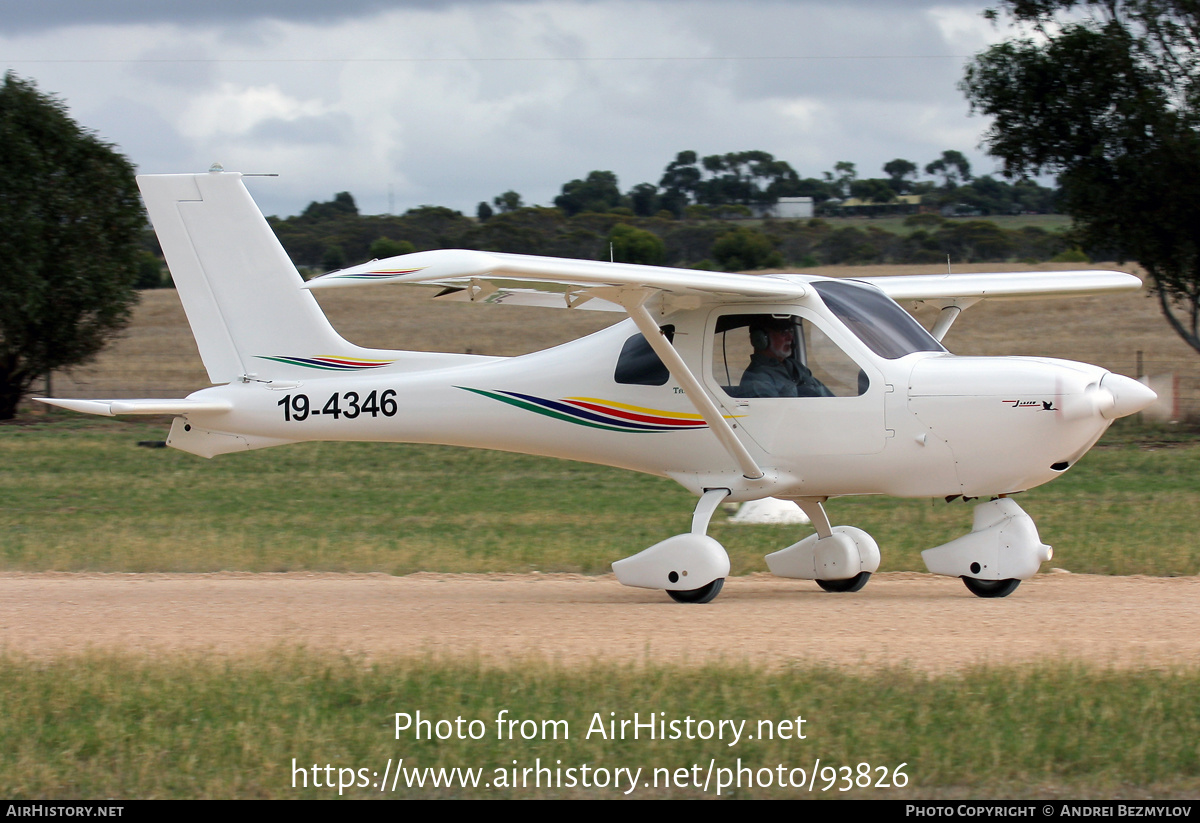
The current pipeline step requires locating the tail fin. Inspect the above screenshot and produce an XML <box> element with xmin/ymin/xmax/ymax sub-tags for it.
<box><xmin>138</xmin><ymin>170</ymin><xmax>372</xmax><ymax>384</ymax></box>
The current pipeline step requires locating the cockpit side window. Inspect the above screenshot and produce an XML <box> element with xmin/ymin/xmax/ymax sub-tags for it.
<box><xmin>812</xmin><ymin>279</ymin><xmax>945</xmax><ymax>359</ymax></box>
<box><xmin>711</xmin><ymin>314</ymin><xmax>866</xmax><ymax>398</ymax></box>
<box><xmin>614</xmin><ymin>325</ymin><xmax>675</xmax><ymax>386</ymax></box>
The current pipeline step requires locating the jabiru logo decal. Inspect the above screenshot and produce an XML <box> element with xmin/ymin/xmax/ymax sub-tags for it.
<box><xmin>1004</xmin><ymin>399</ymin><xmax>1057</xmax><ymax>411</ymax></box>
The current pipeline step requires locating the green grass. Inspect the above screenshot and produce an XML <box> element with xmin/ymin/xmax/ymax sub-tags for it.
<box><xmin>3</xmin><ymin>417</ymin><xmax>1199</xmax><ymax>576</ymax></box>
<box><xmin>2</xmin><ymin>651</ymin><xmax>1198</xmax><ymax>799</ymax></box>
<box><xmin>0</xmin><ymin>418</ymin><xmax>693</xmax><ymax>574</ymax></box>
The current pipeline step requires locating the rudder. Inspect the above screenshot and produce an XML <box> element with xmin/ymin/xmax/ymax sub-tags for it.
<box><xmin>138</xmin><ymin>170</ymin><xmax>370</xmax><ymax>384</ymax></box>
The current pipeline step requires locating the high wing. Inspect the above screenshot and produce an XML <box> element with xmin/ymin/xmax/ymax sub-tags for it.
<box><xmin>855</xmin><ymin>269</ymin><xmax>1143</xmax><ymax>341</ymax></box>
<box><xmin>308</xmin><ymin>250</ymin><xmax>1140</xmax><ymax>315</ymax></box>
<box><xmin>858</xmin><ymin>269</ymin><xmax>1142</xmax><ymax>304</ymax></box>
<box><xmin>305</xmin><ymin>248</ymin><xmax>809</xmax><ymax>311</ymax></box>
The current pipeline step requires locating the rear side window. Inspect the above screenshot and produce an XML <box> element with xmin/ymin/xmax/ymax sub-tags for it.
<box><xmin>614</xmin><ymin>326</ymin><xmax>675</xmax><ymax>385</ymax></box>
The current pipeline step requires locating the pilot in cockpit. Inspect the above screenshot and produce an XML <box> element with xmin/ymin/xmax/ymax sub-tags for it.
<box><xmin>739</xmin><ymin>317</ymin><xmax>834</xmax><ymax>398</ymax></box>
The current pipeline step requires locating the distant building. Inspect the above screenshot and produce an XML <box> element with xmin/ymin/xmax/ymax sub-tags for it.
<box><xmin>752</xmin><ymin>196</ymin><xmax>814</xmax><ymax>219</ymax></box>
<box><xmin>826</xmin><ymin>194</ymin><xmax>923</xmax><ymax>217</ymax></box>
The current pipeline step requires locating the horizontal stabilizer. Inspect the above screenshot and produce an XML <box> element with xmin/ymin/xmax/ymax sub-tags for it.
<box><xmin>36</xmin><ymin>398</ymin><xmax>233</xmax><ymax>417</ymax></box>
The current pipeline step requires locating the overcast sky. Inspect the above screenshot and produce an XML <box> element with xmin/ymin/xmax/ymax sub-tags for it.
<box><xmin>1</xmin><ymin>0</ymin><xmax>1011</xmax><ymax>218</ymax></box>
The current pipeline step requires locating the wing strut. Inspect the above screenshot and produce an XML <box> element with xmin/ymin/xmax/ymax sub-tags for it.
<box><xmin>929</xmin><ymin>305</ymin><xmax>963</xmax><ymax>342</ymax></box>
<box><xmin>619</xmin><ymin>291</ymin><xmax>764</xmax><ymax>480</ymax></box>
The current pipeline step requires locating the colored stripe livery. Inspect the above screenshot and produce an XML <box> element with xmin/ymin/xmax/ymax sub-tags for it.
<box><xmin>256</xmin><ymin>355</ymin><xmax>396</xmax><ymax>371</ymax></box>
<box><xmin>321</xmin><ymin>267</ymin><xmax>426</xmax><ymax>282</ymax></box>
<box><xmin>460</xmin><ymin>387</ymin><xmax>714</xmax><ymax>433</ymax></box>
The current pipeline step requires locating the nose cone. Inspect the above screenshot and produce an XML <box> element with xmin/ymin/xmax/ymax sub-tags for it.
<box><xmin>1098</xmin><ymin>373</ymin><xmax>1158</xmax><ymax>419</ymax></box>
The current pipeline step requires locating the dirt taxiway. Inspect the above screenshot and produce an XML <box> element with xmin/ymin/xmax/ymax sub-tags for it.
<box><xmin>2</xmin><ymin>570</ymin><xmax>1197</xmax><ymax>671</ymax></box>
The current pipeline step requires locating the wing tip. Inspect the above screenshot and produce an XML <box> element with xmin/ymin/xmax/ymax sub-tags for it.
<box><xmin>35</xmin><ymin>398</ymin><xmax>115</xmax><ymax>416</ymax></box>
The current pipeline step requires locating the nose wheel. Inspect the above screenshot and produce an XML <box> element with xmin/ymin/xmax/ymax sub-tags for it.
<box><xmin>961</xmin><ymin>576</ymin><xmax>1020</xmax><ymax>598</ymax></box>
<box><xmin>816</xmin><ymin>571</ymin><xmax>871</xmax><ymax>593</ymax></box>
<box><xmin>666</xmin><ymin>578</ymin><xmax>725</xmax><ymax>604</ymax></box>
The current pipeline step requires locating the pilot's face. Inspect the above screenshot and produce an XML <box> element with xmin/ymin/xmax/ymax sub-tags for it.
<box><xmin>766</xmin><ymin>326</ymin><xmax>794</xmax><ymax>361</ymax></box>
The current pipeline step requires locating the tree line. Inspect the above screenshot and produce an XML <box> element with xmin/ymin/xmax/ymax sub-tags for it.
<box><xmin>258</xmin><ymin>149</ymin><xmax>1066</xmax><ymax>275</ymax></box>
<box><xmin>267</xmin><ymin>195</ymin><xmax>1076</xmax><ymax>275</ymax></box>
<box><xmin>477</xmin><ymin>148</ymin><xmax>1058</xmax><ymax>221</ymax></box>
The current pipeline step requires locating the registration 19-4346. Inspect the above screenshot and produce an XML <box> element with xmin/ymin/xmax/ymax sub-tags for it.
<box><xmin>277</xmin><ymin>390</ymin><xmax>398</xmax><ymax>422</ymax></box>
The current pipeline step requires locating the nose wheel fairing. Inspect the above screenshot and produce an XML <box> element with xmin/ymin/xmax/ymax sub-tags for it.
<box><xmin>921</xmin><ymin>498</ymin><xmax>1052</xmax><ymax>593</ymax></box>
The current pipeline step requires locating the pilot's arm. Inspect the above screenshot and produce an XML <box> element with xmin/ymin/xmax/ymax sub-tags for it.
<box><xmin>794</xmin><ymin>364</ymin><xmax>833</xmax><ymax>397</ymax></box>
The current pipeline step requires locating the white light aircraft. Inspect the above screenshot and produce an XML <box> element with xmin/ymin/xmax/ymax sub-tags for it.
<box><xmin>40</xmin><ymin>170</ymin><xmax>1157</xmax><ymax>603</ymax></box>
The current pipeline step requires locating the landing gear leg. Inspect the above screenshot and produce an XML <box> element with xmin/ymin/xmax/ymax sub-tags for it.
<box><xmin>797</xmin><ymin>499</ymin><xmax>873</xmax><ymax>592</ymax></box>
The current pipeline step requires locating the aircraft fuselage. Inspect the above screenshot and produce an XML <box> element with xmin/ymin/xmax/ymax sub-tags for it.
<box><xmin>170</xmin><ymin>299</ymin><xmax>1141</xmax><ymax>503</ymax></box>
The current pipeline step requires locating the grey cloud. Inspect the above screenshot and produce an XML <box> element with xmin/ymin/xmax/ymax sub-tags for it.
<box><xmin>245</xmin><ymin>112</ymin><xmax>349</xmax><ymax>146</ymax></box>
<box><xmin>0</xmin><ymin>0</ymin><xmax>995</xmax><ymax>36</ymax></box>
<box><xmin>0</xmin><ymin>0</ymin><xmax>460</xmax><ymax>34</ymax></box>
<box><xmin>2</xmin><ymin>0</ymin><xmax>1003</xmax><ymax>218</ymax></box>
<box><xmin>83</xmin><ymin>96</ymin><xmax>184</xmax><ymax>170</ymax></box>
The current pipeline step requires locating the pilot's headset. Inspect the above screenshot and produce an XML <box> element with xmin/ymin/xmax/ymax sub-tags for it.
<box><xmin>749</xmin><ymin>316</ymin><xmax>793</xmax><ymax>351</ymax></box>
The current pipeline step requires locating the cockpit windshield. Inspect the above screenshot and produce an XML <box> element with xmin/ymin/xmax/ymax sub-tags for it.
<box><xmin>812</xmin><ymin>280</ymin><xmax>946</xmax><ymax>360</ymax></box>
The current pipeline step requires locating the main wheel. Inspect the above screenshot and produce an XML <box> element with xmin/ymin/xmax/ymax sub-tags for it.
<box><xmin>816</xmin><ymin>571</ymin><xmax>871</xmax><ymax>593</ymax></box>
<box><xmin>961</xmin><ymin>576</ymin><xmax>1020</xmax><ymax>598</ymax></box>
<box><xmin>667</xmin><ymin>578</ymin><xmax>724</xmax><ymax>604</ymax></box>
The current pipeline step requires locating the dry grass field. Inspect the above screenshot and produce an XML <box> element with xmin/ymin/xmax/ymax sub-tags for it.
<box><xmin>40</xmin><ymin>261</ymin><xmax>1200</xmax><ymax>420</ymax></box>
